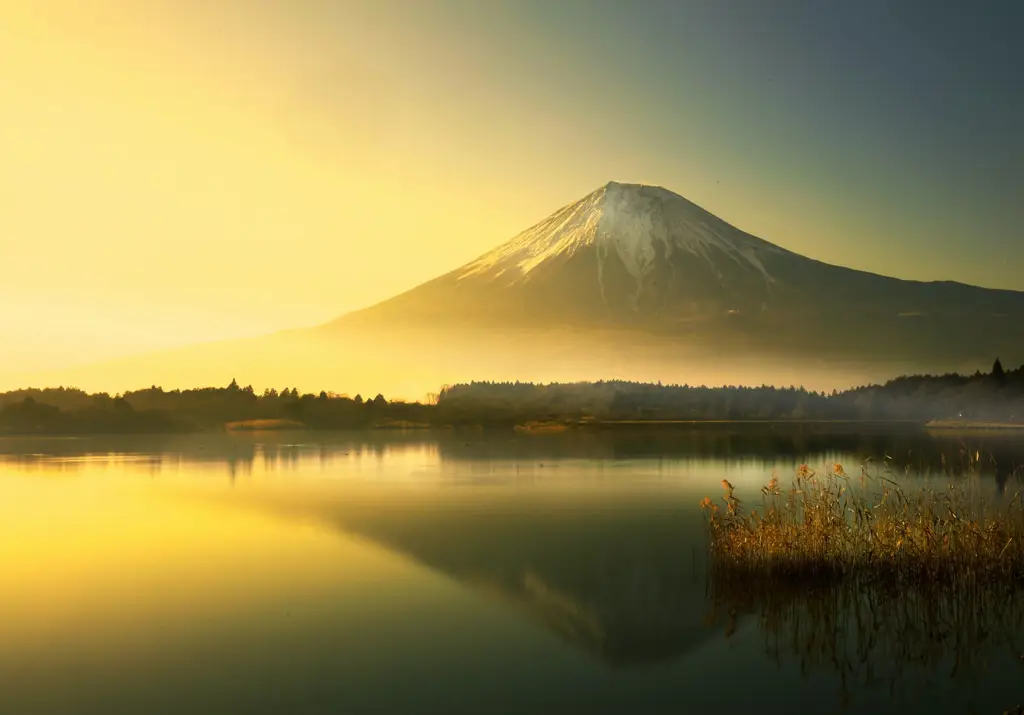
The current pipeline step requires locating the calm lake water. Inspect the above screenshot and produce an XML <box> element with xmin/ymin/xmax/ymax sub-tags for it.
<box><xmin>2</xmin><ymin>428</ymin><xmax>1023</xmax><ymax>715</ymax></box>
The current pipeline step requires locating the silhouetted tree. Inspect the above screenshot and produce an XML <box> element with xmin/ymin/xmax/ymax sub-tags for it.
<box><xmin>993</xmin><ymin>358</ymin><xmax>1005</xmax><ymax>378</ymax></box>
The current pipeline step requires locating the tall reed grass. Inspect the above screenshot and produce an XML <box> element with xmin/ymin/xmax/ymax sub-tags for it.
<box><xmin>701</xmin><ymin>463</ymin><xmax>1024</xmax><ymax>587</ymax></box>
<box><xmin>703</xmin><ymin>463</ymin><xmax>1024</xmax><ymax>709</ymax></box>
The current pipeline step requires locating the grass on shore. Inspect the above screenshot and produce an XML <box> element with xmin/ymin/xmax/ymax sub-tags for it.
<box><xmin>513</xmin><ymin>421</ymin><xmax>572</xmax><ymax>434</ymax></box>
<box><xmin>701</xmin><ymin>463</ymin><xmax>1024</xmax><ymax>587</ymax></box>
<box><xmin>224</xmin><ymin>418</ymin><xmax>305</xmax><ymax>431</ymax></box>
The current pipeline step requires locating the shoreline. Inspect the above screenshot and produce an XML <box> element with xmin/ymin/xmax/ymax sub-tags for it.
<box><xmin>7</xmin><ymin>418</ymin><xmax>1024</xmax><ymax>438</ymax></box>
<box><xmin>2</xmin><ymin>418</ymin><xmax>931</xmax><ymax>437</ymax></box>
<box><xmin>925</xmin><ymin>419</ymin><xmax>1024</xmax><ymax>432</ymax></box>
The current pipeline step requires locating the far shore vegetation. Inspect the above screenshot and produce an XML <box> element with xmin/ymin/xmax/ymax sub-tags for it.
<box><xmin>1</xmin><ymin>359</ymin><xmax>1023</xmax><ymax>436</ymax></box>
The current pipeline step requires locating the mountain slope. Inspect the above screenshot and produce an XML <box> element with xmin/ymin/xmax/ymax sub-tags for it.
<box><xmin>328</xmin><ymin>181</ymin><xmax>1024</xmax><ymax>368</ymax></box>
<box><xmin>18</xmin><ymin>181</ymin><xmax>1024</xmax><ymax>398</ymax></box>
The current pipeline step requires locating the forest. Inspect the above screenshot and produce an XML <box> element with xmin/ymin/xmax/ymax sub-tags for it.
<box><xmin>0</xmin><ymin>382</ymin><xmax>427</xmax><ymax>434</ymax></box>
<box><xmin>1</xmin><ymin>360</ymin><xmax>1022</xmax><ymax>434</ymax></box>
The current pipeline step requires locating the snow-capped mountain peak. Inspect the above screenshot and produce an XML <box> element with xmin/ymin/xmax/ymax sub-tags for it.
<box><xmin>458</xmin><ymin>182</ymin><xmax>778</xmax><ymax>288</ymax></box>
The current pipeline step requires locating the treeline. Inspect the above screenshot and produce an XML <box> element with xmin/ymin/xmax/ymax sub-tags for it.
<box><xmin>434</xmin><ymin>359</ymin><xmax>1024</xmax><ymax>425</ymax></box>
<box><xmin>840</xmin><ymin>364</ymin><xmax>1024</xmax><ymax>423</ymax></box>
<box><xmin>0</xmin><ymin>381</ymin><xmax>428</xmax><ymax>434</ymax></box>
<box><xmin>2</xmin><ymin>360</ymin><xmax>1023</xmax><ymax>434</ymax></box>
<box><xmin>435</xmin><ymin>382</ymin><xmax>839</xmax><ymax>425</ymax></box>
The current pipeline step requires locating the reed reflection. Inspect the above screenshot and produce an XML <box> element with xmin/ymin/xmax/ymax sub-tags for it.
<box><xmin>705</xmin><ymin>576</ymin><xmax>1024</xmax><ymax>708</ymax></box>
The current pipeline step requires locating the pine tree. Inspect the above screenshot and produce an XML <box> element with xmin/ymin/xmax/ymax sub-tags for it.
<box><xmin>993</xmin><ymin>357</ymin><xmax>1005</xmax><ymax>378</ymax></box>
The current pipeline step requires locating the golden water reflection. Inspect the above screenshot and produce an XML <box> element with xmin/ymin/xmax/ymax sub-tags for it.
<box><xmin>4</xmin><ymin>432</ymin><xmax>1024</xmax><ymax>715</ymax></box>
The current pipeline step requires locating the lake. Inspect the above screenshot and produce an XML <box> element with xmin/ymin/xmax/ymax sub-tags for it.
<box><xmin>2</xmin><ymin>428</ymin><xmax>1023</xmax><ymax>715</ymax></box>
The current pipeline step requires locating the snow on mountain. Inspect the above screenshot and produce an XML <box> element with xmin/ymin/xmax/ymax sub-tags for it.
<box><xmin>458</xmin><ymin>181</ymin><xmax>781</xmax><ymax>294</ymax></box>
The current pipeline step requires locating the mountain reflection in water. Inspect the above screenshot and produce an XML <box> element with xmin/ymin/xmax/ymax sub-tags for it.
<box><xmin>4</xmin><ymin>429</ymin><xmax>1024</xmax><ymax>714</ymax></box>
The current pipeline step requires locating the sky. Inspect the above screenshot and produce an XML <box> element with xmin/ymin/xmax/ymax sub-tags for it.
<box><xmin>1</xmin><ymin>0</ymin><xmax>1021</xmax><ymax>375</ymax></box>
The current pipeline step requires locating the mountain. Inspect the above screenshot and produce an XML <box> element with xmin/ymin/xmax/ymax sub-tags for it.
<box><xmin>336</xmin><ymin>182</ymin><xmax>1024</xmax><ymax>330</ymax></box>
<box><xmin>320</xmin><ymin>181</ymin><xmax>1024</xmax><ymax>390</ymax></box>
<box><xmin>336</xmin><ymin>181</ymin><xmax>788</xmax><ymax>329</ymax></box>
<box><xmin>17</xmin><ymin>181</ymin><xmax>1024</xmax><ymax>397</ymax></box>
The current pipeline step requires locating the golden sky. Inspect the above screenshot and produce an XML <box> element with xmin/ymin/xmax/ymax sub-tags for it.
<box><xmin>2</xmin><ymin>1</ymin><xmax>1020</xmax><ymax>377</ymax></box>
